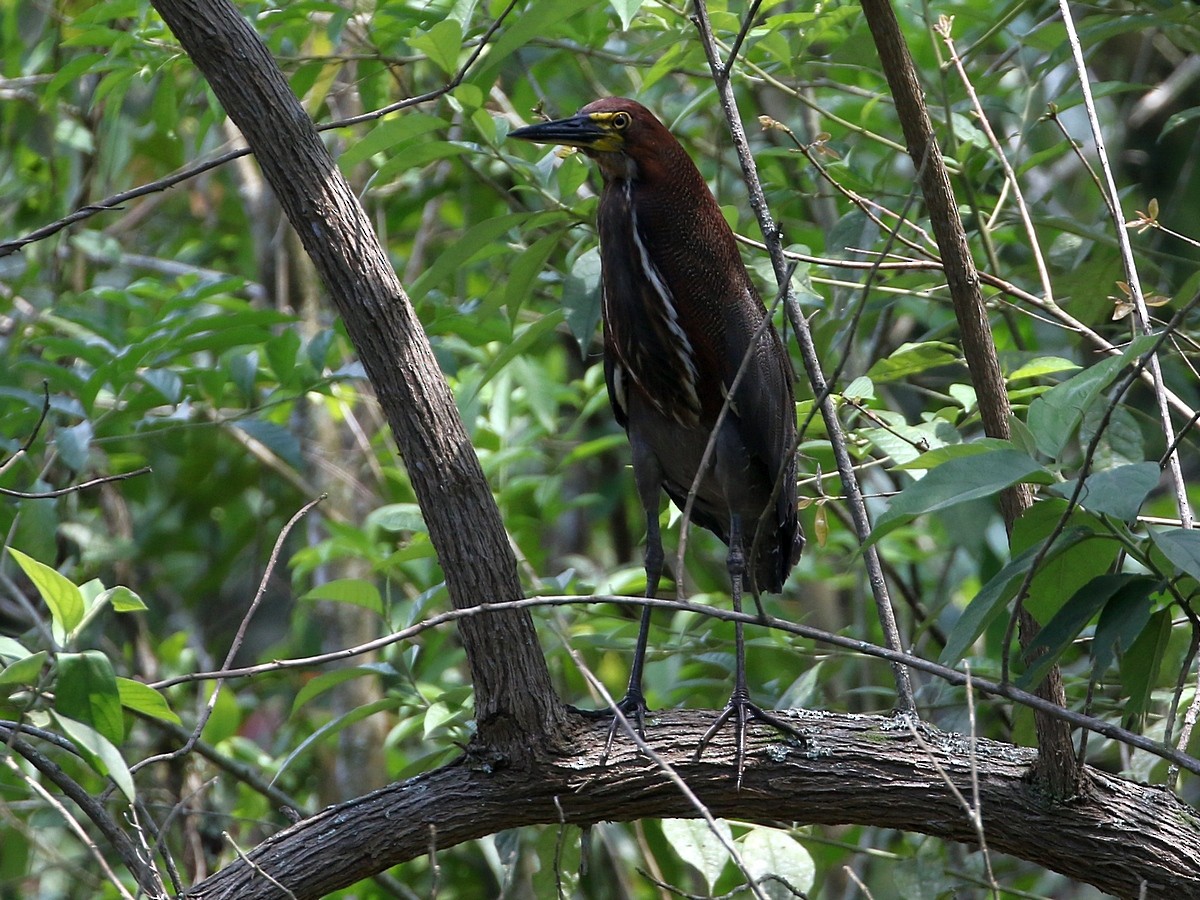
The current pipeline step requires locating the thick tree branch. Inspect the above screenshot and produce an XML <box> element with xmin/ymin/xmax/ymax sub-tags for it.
<box><xmin>146</xmin><ymin>0</ymin><xmax>566</xmax><ymax>751</ymax></box>
<box><xmin>184</xmin><ymin>711</ymin><xmax>1200</xmax><ymax>900</ymax></box>
<box><xmin>858</xmin><ymin>0</ymin><xmax>1079</xmax><ymax>798</ymax></box>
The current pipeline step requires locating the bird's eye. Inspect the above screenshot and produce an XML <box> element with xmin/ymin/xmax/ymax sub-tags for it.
<box><xmin>612</xmin><ymin>111</ymin><xmax>631</xmax><ymax>130</ymax></box>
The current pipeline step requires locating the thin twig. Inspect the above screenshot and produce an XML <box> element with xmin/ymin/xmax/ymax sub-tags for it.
<box><xmin>691</xmin><ymin>0</ymin><xmax>915</xmax><ymax>712</ymax></box>
<box><xmin>1058</xmin><ymin>0</ymin><xmax>1194</xmax><ymax>532</ymax></box>
<box><xmin>143</xmin><ymin>590</ymin><xmax>1200</xmax><ymax>776</ymax></box>
<box><xmin>131</xmin><ymin>494</ymin><xmax>326</xmax><ymax>773</ymax></box>
<box><xmin>937</xmin><ymin>16</ymin><xmax>1053</xmax><ymax>304</ymax></box>
<box><xmin>0</xmin><ymin>466</ymin><xmax>153</xmax><ymax>499</ymax></box>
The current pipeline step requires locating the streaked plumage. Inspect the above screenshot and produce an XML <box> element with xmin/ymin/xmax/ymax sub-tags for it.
<box><xmin>512</xmin><ymin>98</ymin><xmax>804</xmax><ymax>778</ymax></box>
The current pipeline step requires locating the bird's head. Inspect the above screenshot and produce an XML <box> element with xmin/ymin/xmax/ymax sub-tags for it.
<box><xmin>510</xmin><ymin>98</ymin><xmax>676</xmax><ymax>181</ymax></box>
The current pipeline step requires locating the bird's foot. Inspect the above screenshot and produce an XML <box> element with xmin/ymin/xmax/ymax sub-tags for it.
<box><xmin>569</xmin><ymin>690</ymin><xmax>649</xmax><ymax>764</ymax></box>
<box><xmin>693</xmin><ymin>692</ymin><xmax>806</xmax><ymax>788</ymax></box>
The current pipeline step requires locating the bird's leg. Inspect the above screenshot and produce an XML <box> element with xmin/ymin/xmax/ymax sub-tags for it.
<box><xmin>577</xmin><ymin>440</ymin><xmax>662</xmax><ymax>761</ymax></box>
<box><xmin>695</xmin><ymin>515</ymin><xmax>805</xmax><ymax>787</ymax></box>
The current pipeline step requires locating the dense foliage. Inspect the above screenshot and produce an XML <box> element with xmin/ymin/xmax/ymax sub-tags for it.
<box><xmin>1</xmin><ymin>0</ymin><xmax>1198</xmax><ymax>896</ymax></box>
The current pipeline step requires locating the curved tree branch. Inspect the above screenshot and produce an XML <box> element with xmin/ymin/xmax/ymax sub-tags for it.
<box><xmin>184</xmin><ymin>711</ymin><xmax>1200</xmax><ymax>900</ymax></box>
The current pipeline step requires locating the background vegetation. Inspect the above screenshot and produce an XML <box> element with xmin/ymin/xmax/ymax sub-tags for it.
<box><xmin>1</xmin><ymin>0</ymin><xmax>1199</xmax><ymax>896</ymax></box>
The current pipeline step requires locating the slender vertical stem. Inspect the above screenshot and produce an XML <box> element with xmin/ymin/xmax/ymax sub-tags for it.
<box><xmin>692</xmin><ymin>0</ymin><xmax>916</xmax><ymax>713</ymax></box>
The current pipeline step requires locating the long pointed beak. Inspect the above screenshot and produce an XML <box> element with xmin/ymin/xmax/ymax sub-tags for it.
<box><xmin>510</xmin><ymin>114</ymin><xmax>607</xmax><ymax>149</ymax></box>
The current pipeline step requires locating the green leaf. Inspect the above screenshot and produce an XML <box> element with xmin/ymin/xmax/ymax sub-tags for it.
<box><xmin>273</xmin><ymin>697</ymin><xmax>399</xmax><ymax>785</ymax></box>
<box><xmin>55</xmin><ymin>420</ymin><xmax>93</xmax><ymax>471</ymax></box>
<box><xmin>339</xmin><ymin>113</ymin><xmax>447</xmax><ymax>169</ymax></box>
<box><xmin>410</xmin><ymin>19</ymin><xmax>462</xmax><ymax>76</ymax></box>
<box><xmin>1050</xmin><ymin>462</ymin><xmax>1160</xmax><ymax>521</ymax></box>
<box><xmin>661</xmin><ymin>818</ymin><xmax>732</xmax><ymax>892</ymax></box>
<box><xmin>98</xmin><ymin>585</ymin><xmax>148</xmax><ymax>613</ymax></box>
<box><xmin>0</xmin><ymin>636</ymin><xmax>34</xmax><ymax>662</ymax></box>
<box><xmin>300</xmin><ymin>578</ymin><xmax>383</xmax><ymax>615</ymax></box>
<box><xmin>0</xmin><ymin>652</ymin><xmax>49</xmax><ymax>688</ymax></box>
<box><xmin>871</xmin><ymin>449</ymin><xmax>1050</xmax><ymax>542</ymax></box>
<box><xmin>292</xmin><ymin>666</ymin><xmax>384</xmax><ymax>715</ymax></box>
<box><xmin>409</xmin><ymin>213</ymin><xmax>530</xmax><ymax>300</ymax></box>
<box><xmin>1007</xmin><ymin>356</ymin><xmax>1081</xmax><ymax>381</ymax></box>
<box><xmin>940</xmin><ymin>529</ymin><xmax>1090</xmax><ymax>666</ymax></box>
<box><xmin>473</xmin><ymin>311</ymin><xmax>564</xmax><ymax>397</ymax></box>
<box><xmin>740</xmin><ymin>826</ymin><xmax>816</xmax><ymax>898</ymax></box>
<box><xmin>1120</xmin><ymin>608</ymin><xmax>1171</xmax><ymax>728</ymax></box>
<box><xmin>562</xmin><ymin>246</ymin><xmax>603</xmax><ymax>356</ymax></box>
<box><xmin>1093</xmin><ymin>580</ymin><xmax>1158</xmax><ymax>674</ymax></box>
<box><xmin>116</xmin><ymin>677</ymin><xmax>181</xmax><ymax>725</ymax></box>
<box><xmin>366</xmin><ymin>503</ymin><xmax>427</xmax><ymax>534</ymax></box>
<box><xmin>891</xmin><ymin>438</ymin><xmax>1014</xmax><ymax>471</ymax></box>
<box><xmin>56</xmin><ymin>651</ymin><xmax>125</xmax><ymax>744</ymax></box>
<box><xmin>609</xmin><ymin>0</ymin><xmax>645</xmax><ymax>30</ymax></box>
<box><xmin>1024</xmin><ymin>333</ymin><xmax>1157</xmax><ymax>459</ymax></box>
<box><xmin>864</xmin><ymin>341</ymin><xmax>961</xmax><ymax>384</ymax></box>
<box><xmin>1152</xmin><ymin>528</ymin><xmax>1200</xmax><ymax>582</ymax></box>
<box><xmin>1018</xmin><ymin>574</ymin><xmax>1158</xmax><ymax>689</ymax></box>
<box><xmin>51</xmin><ymin>712</ymin><xmax>135</xmax><ymax>803</ymax></box>
<box><xmin>7</xmin><ymin>548</ymin><xmax>85</xmax><ymax>637</ymax></box>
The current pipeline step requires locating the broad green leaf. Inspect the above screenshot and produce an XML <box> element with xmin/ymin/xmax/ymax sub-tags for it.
<box><xmin>98</xmin><ymin>586</ymin><xmax>147</xmax><ymax>613</ymax></box>
<box><xmin>409</xmin><ymin>213</ymin><xmax>531</xmax><ymax>300</ymax></box>
<box><xmin>0</xmin><ymin>651</ymin><xmax>48</xmax><ymax>688</ymax></box>
<box><xmin>56</xmin><ymin>651</ymin><xmax>124</xmax><ymax>744</ymax></box>
<box><xmin>339</xmin><ymin>113</ymin><xmax>447</xmax><ymax>169</ymax></box>
<box><xmin>300</xmin><ymin>578</ymin><xmax>383</xmax><ymax>615</ymax></box>
<box><xmin>1050</xmin><ymin>462</ymin><xmax>1160</xmax><ymax>521</ymax></box>
<box><xmin>892</xmin><ymin>438</ymin><xmax>1014</xmax><ymax>471</ymax></box>
<box><xmin>273</xmin><ymin>697</ymin><xmax>399</xmax><ymax>786</ymax></box>
<box><xmin>871</xmin><ymin>449</ymin><xmax>1050</xmax><ymax>541</ymax></box>
<box><xmin>562</xmin><ymin>245</ymin><xmax>603</xmax><ymax>356</ymax></box>
<box><xmin>610</xmin><ymin>0</ymin><xmax>645</xmax><ymax>30</ymax></box>
<box><xmin>0</xmin><ymin>636</ymin><xmax>33</xmax><ymax>661</ymax></box>
<box><xmin>51</xmin><ymin>712</ymin><xmax>135</xmax><ymax>802</ymax></box>
<box><xmin>467</xmin><ymin>0</ymin><xmax>595</xmax><ymax>90</ymax></box>
<box><xmin>1026</xmin><ymin>356</ymin><xmax>1124</xmax><ymax>458</ymax></box>
<box><xmin>1007</xmin><ymin>356</ymin><xmax>1081</xmax><ymax>381</ymax></box>
<box><xmin>423</xmin><ymin>700</ymin><xmax>456</xmax><ymax>740</ymax></box>
<box><xmin>410</xmin><ymin>19</ymin><xmax>462</xmax><ymax>76</ymax></box>
<box><xmin>1152</xmin><ymin>528</ymin><xmax>1200</xmax><ymax>582</ymax></box>
<box><xmin>865</xmin><ymin>341</ymin><xmax>961</xmax><ymax>384</ymax></box>
<box><xmin>7</xmin><ymin>548</ymin><xmax>85</xmax><ymax>637</ymax></box>
<box><xmin>740</xmin><ymin>826</ymin><xmax>816</xmax><ymax>898</ymax></box>
<box><xmin>1093</xmin><ymin>581</ymin><xmax>1158</xmax><ymax>674</ymax></box>
<box><xmin>1018</xmin><ymin>574</ymin><xmax>1158</xmax><ymax>689</ymax></box>
<box><xmin>116</xmin><ymin>677</ymin><xmax>181</xmax><ymax>725</ymax></box>
<box><xmin>661</xmin><ymin>818</ymin><xmax>732</xmax><ymax>892</ymax></box>
<box><xmin>1024</xmin><ymin>333</ymin><xmax>1157</xmax><ymax>459</ymax></box>
<box><xmin>940</xmin><ymin>529</ymin><xmax>1090</xmax><ymax>666</ymax></box>
<box><xmin>366</xmin><ymin>503</ymin><xmax>427</xmax><ymax>534</ymax></box>
<box><xmin>292</xmin><ymin>666</ymin><xmax>385</xmax><ymax>715</ymax></box>
<box><xmin>1120</xmin><ymin>608</ymin><xmax>1171</xmax><ymax>728</ymax></box>
<box><xmin>473</xmin><ymin>310</ymin><xmax>563</xmax><ymax>395</ymax></box>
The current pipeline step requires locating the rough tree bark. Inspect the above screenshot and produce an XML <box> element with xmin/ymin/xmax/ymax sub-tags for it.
<box><xmin>138</xmin><ymin>2</ymin><xmax>1200</xmax><ymax>898</ymax></box>
<box><xmin>186</xmin><ymin>712</ymin><xmax>1200</xmax><ymax>899</ymax></box>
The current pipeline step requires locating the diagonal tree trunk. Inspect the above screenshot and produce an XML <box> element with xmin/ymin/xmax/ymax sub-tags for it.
<box><xmin>147</xmin><ymin>0</ymin><xmax>566</xmax><ymax>756</ymax></box>
<box><xmin>858</xmin><ymin>0</ymin><xmax>1080</xmax><ymax>799</ymax></box>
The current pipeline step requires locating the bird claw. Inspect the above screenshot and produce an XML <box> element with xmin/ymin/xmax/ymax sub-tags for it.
<box><xmin>569</xmin><ymin>690</ymin><xmax>649</xmax><ymax>764</ymax></box>
<box><xmin>694</xmin><ymin>693</ymin><xmax>806</xmax><ymax>788</ymax></box>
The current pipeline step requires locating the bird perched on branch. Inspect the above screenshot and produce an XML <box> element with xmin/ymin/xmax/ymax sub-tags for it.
<box><xmin>511</xmin><ymin>98</ymin><xmax>804</xmax><ymax>779</ymax></box>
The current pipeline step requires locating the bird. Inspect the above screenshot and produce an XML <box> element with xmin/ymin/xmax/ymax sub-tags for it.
<box><xmin>511</xmin><ymin>98</ymin><xmax>804</xmax><ymax>780</ymax></box>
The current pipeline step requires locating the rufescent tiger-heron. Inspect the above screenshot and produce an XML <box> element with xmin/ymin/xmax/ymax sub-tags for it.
<box><xmin>511</xmin><ymin>98</ymin><xmax>804</xmax><ymax>780</ymax></box>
